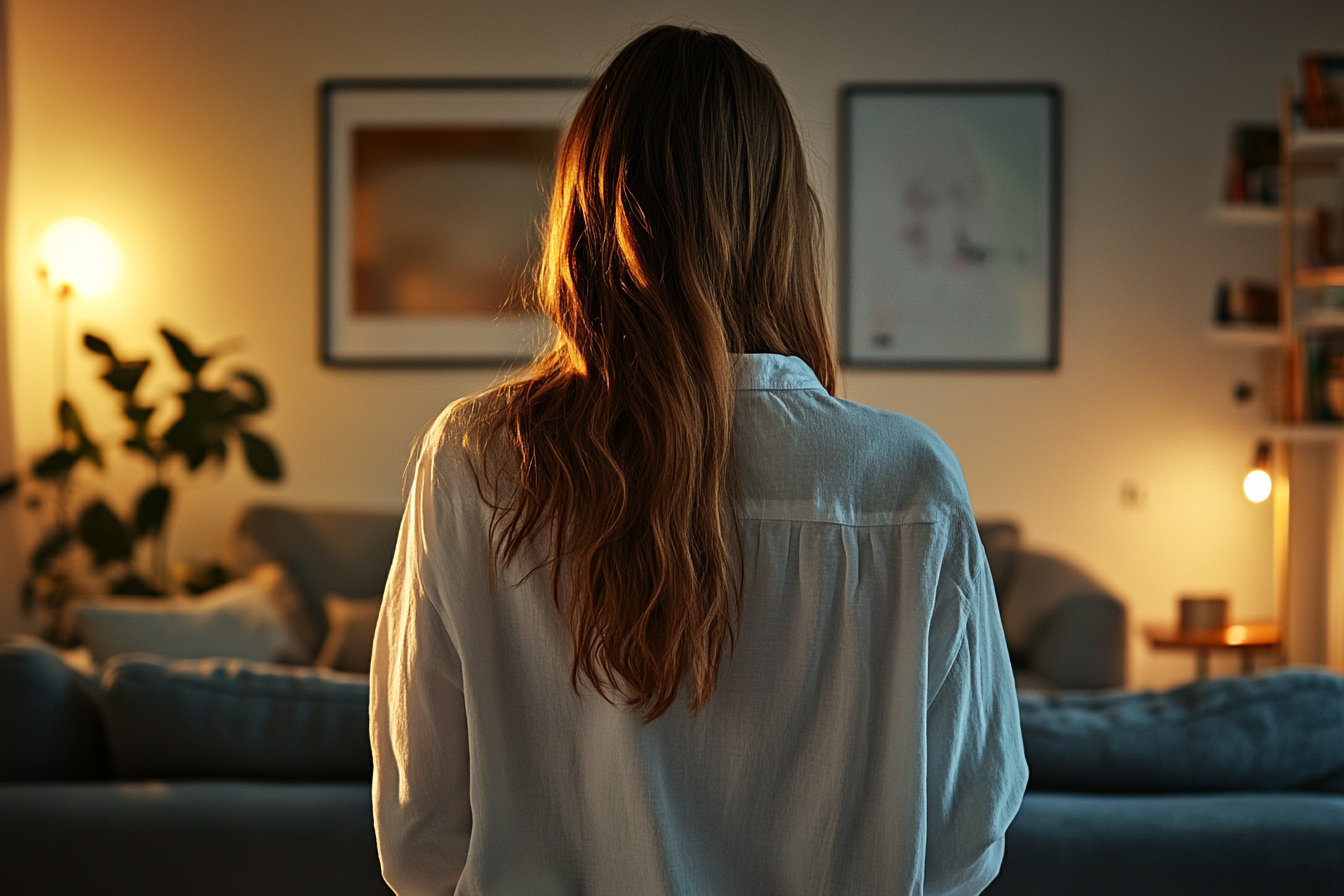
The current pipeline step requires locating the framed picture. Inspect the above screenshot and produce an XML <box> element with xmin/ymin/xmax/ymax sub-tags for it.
<box><xmin>839</xmin><ymin>83</ymin><xmax>1061</xmax><ymax>369</ymax></box>
<box><xmin>320</xmin><ymin>78</ymin><xmax>588</xmax><ymax>366</ymax></box>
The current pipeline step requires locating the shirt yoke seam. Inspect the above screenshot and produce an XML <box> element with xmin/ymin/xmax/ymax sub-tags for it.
<box><xmin>741</xmin><ymin>514</ymin><xmax>942</xmax><ymax>529</ymax></box>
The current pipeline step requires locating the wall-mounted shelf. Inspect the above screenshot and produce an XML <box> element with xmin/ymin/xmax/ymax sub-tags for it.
<box><xmin>1210</xmin><ymin>204</ymin><xmax>1310</xmax><ymax>226</ymax></box>
<box><xmin>1259</xmin><ymin>424</ymin><xmax>1344</xmax><ymax>443</ymax></box>
<box><xmin>1211</xmin><ymin>84</ymin><xmax>1344</xmax><ymax>673</ymax></box>
<box><xmin>1289</xmin><ymin>129</ymin><xmax>1344</xmax><ymax>157</ymax></box>
<box><xmin>1209</xmin><ymin>323</ymin><xmax>1281</xmax><ymax>347</ymax></box>
<box><xmin>1297</xmin><ymin>266</ymin><xmax>1344</xmax><ymax>289</ymax></box>
<box><xmin>1298</xmin><ymin>306</ymin><xmax>1344</xmax><ymax>330</ymax></box>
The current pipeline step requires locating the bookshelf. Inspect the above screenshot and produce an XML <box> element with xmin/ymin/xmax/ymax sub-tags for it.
<box><xmin>1212</xmin><ymin>76</ymin><xmax>1344</xmax><ymax>673</ymax></box>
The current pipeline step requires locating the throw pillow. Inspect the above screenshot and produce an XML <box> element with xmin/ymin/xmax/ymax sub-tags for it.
<box><xmin>76</xmin><ymin>562</ymin><xmax>320</xmax><ymax>665</ymax></box>
<box><xmin>315</xmin><ymin>594</ymin><xmax>381</xmax><ymax>674</ymax></box>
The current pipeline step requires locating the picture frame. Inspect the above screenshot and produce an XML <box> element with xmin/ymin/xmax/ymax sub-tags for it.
<box><xmin>320</xmin><ymin>78</ymin><xmax>588</xmax><ymax>367</ymax></box>
<box><xmin>839</xmin><ymin>83</ymin><xmax>1061</xmax><ymax>369</ymax></box>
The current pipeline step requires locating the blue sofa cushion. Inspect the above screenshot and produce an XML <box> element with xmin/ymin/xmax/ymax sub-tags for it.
<box><xmin>1019</xmin><ymin>669</ymin><xmax>1344</xmax><ymax>793</ymax></box>
<box><xmin>101</xmin><ymin>654</ymin><xmax>371</xmax><ymax>780</ymax></box>
<box><xmin>985</xmin><ymin>791</ymin><xmax>1344</xmax><ymax>896</ymax></box>
<box><xmin>0</xmin><ymin>635</ymin><xmax>109</xmax><ymax>781</ymax></box>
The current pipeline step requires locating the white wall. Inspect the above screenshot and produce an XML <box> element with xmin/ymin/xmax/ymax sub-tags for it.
<box><xmin>0</xmin><ymin>1</ymin><xmax>20</xmax><ymax>636</ymax></box>
<box><xmin>6</xmin><ymin>0</ymin><xmax>1341</xmax><ymax>685</ymax></box>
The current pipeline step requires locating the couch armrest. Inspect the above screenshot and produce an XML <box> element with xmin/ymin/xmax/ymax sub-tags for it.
<box><xmin>0</xmin><ymin>635</ymin><xmax>110</xmax><ymax>780</ymax></box>
<box><xmin>1028</xmin><ymin>594</ymin><xmax>1127</xmax><ymax>690</ymax></box>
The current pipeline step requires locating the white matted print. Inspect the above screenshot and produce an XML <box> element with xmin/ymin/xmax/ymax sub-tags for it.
<box><xmin>840</xmin><ymin>85</ymin><xmax>1060</xmax><ymax>368</ymax></box>
<box><xmin>321</xmin><ymin>79</ymin><xmax>587</xmax><ymax>366</ymax></box>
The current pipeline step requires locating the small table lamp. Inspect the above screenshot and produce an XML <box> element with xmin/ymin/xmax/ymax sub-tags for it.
<box><xmin>1243</xmin><ymin>440</ymin><xmax>1272</xmax><ymax>503</ymax></box>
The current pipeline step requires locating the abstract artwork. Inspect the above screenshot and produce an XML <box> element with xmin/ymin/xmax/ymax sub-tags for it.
<box><xmin>321</xmin><ymin>79</ymin><xmax>587</xmax><ymax>366</ymax></box>
<box><xmin>840</xmin><ymin>84</ymin><xmax>1061</xmax><ymax>368</ymax></box>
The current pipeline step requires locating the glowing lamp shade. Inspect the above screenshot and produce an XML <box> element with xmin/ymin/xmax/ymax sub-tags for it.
<box><xmin>35</xmin><ymin>217</ymin><xmax>122</xmax><ymax>298</ymax></box>
<box><xmin>1243</xmin><ymin>468</ymin><xmax>1272</xmax><ymax>503</ymax></box>
<box><xmin>1242</xmin><ymin>439</ymin><xmax>1273</xmax><ymax>503</ymax></box>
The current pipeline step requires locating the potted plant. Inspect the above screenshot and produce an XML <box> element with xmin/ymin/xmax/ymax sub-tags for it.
<box><xmin>1</xmin><ymin>327</ymin><xmax>282</xmax><ymax>641</ymax></box>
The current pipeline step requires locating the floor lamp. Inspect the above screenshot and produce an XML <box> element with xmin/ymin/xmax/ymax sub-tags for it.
<box><xmin>34</xmin><ymin>217</ymin><xmax>122</xmax><ymax>404</ymax></box>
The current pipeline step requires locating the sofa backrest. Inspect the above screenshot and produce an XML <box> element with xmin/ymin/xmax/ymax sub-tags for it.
<box><xmin>232</xmin><ymin>504</ymin><xmax>401</xmax><ymax>644</ymax></box>
<box><xmin>1</xmin><ymin>636</ymin><xmax>375</xmax><ymax>782</ymax></box>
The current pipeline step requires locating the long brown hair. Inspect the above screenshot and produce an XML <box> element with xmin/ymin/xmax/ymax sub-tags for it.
<box><xmin>464</xmin><ymin>24</ymin><xmax>836</xmax><ymax>721</ymax></box>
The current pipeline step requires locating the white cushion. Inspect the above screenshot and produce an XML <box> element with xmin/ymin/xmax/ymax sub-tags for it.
<box><xmin>75</xmin><ymin>563</ymin><xmax>316</xmax><ymax>665</ymax></box>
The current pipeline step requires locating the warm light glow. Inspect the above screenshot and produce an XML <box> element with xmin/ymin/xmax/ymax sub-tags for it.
<box><xmin>1243</xmin><ymin>469</ymin><xmax>1272</xmax><ymax>503</ymax></box>
<box><xmin>35</xmin><ymin>217</ymin><xmax>122</xmax><ymax>298</ymax></box>
<box><xmin>1226</xmin><ymin>625</ymin><xmax>1248</xmax><ymax>644</ymax></box>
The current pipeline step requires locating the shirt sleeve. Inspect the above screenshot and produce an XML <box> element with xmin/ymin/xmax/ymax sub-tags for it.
<box><xmin>923</xmin><ymin>552</ymin><xmax>1029</xmax><ymax>896</ymax></box>
<box><xmin>370</xmin><ymin>428</ymin><xmax>473</xmax><ymax>895</ymax></box>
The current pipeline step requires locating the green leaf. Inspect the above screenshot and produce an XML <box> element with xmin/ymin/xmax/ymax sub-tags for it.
<box><xmin>121</xmin><ymin>402</ymin><xmax>158</xmax><ymax>461</ymax></box>
<box><xmin>211</xmin><ymin>390</ymin><xmax>246</xmax><ymax>420</ymax></box>
<box><xmin>163</xmin><ymin>418</ymin><xmax>209</xmax><ymax>468</ymax></box>
<box><xmin>56</xmin><ymin>400</ymin><xmax>103</xmax><ymax>469</ymax></box>
<box><xmin>123</xmin><ymin>437</ymin><xmax>156</xmax><ymax>460</ymax></box>
<box><xmin>232</xmin><ymin>371</ymin><xmax>270</xmax><ymax>414</ymax></box>
<box><xmin>0</xmin><ymin>475</ymin><xmax>16</xmax><ymax>500</ymax></box>
<box><xmin>58</xmin><ymin>399</ymin><xmax>83</xmax><ymax>437</ymax></box>
<box><xmin>78</xmin><ymin>500</ymin><xmax>134</xmax><ymax>566</ymax></box>
<box><xmin>32</xmin><ymin>448</ymin><xmax>78</xmax><ymax>479</ymax></box>
<box><xmin>30</xmin><ymin>526</ymin><xmax>72</xmax><ymax>572</ymax></box>
<box><xmin>110</xmin><ymin>573</ymin><xmax>163</xmax><ymax>596</ymax></box>
<box><xmin>161</xmin><ymin>328</ymin><xmax>209</xmax><ymax>377</ymax></box>
<box><xmin>180</xmin><ymin>561</ymin><xmax>230</xmax><ymax>595</ymax></box>
<box><xmin>78</xmin><ymin>439</ymin><xmax>104</xmax><ymax>469</ymax></box>
<box><xmin>125</xmin><ymin>404</ymin><xmax>154</xmax><ymax>425</ymax></box>
<box><xmin>134</xmin><ymin>484</ymin><xmax>171</xmax><ymax>537</ymax></box>
<box><xmin>83</xmin><ymin>333</ymin><xmax>115</xmax><ymax>358</ymax></box>
<box><xmin>163</xmin><ymin>386</ymin><xmax>230</xmax><ymax>468</ymax></box>
<box><xmin>239</xmin><ymin>430</ymin><xmax>283</xmax><ymax>481</ymax></box>
<box><xmin>103</xmin><ymin>360</ymin><xmax>149</xmax><ymax>394</ymax></box>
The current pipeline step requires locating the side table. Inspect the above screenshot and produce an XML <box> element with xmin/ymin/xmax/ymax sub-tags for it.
<box><xmin>1142</xmin><ymin>623</ymin><xmax>1281</xmax><ymax>679</ymax></box>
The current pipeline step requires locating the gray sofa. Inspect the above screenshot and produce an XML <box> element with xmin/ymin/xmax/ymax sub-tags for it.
<box><xmin>980</xmin><ymin>522</ymin><xmax>1344</xmax><ymax>894</ymax></box>
<box><xmin>0</xmin><ymin>636</ymin><xmax>389</xmax><ymax>896</ymax></box>
<box><xmin>0</xmin><ymin>503</ymin><xmax>403</xmax><ymax>896</ymax></box>
<box><xmin>4</xmin><ymin>506</ymin><xmax>1343</xmax><ymax>896</ymax></box>
<box><xmin>978</xmin><ymin>520</ymin><xmax>1127</xmax><ymax>692</ymax></box>
<box><xmin>988</xmin><ymin>673</ymin><xmax>1344</xmax><ymax>895</ymax></box>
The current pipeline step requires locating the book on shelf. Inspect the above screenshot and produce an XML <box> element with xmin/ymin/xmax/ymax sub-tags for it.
<box><xmin>1222</xmin><ymin>123</ymin><xmax>1279</xmax><ymax>205</ymax></box>
<box><xmin>1303</xmin><ymin>330</ymin><xmax>1344</xmax><ymax>421</ymax></box>
<box><xmin>1302</xmin><ymin>54</ymin><xmax>1344</xmax><ymax>130</ymax></box>
<box><xmin>1309</xmin><ymin>205</ymin><xmax>1344</xmax><ymax>266</ymax></box>
<box><xmin>1213</xmin><ymin>278</ymin><xmax>1279</xmax><ymax>325</ymax></box>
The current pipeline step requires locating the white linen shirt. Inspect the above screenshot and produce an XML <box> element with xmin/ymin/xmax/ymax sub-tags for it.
<box><xmin>371</xmin><ymin>352</ymin><xmax>1028</xmax><ymax>896</ymax></box>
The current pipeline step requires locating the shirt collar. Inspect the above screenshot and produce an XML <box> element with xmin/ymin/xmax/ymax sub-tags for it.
<box><xmin>732</xmin><ymin>353</ymin><xmax>826</xmax><ymax>392</ymax></box>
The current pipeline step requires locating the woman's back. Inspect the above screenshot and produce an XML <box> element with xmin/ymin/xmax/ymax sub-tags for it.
<box><xmin>371</xmin><ymin>24</ymin><xmax>1024</xmax><ymax>895</ymax></box>
<box><xmin>372</xmin><ymin>353</ymin><xmax>1025</xmax><ymax>894</ymax></box>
